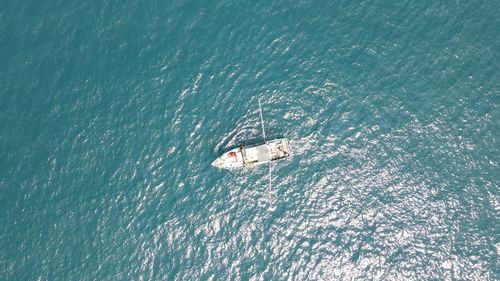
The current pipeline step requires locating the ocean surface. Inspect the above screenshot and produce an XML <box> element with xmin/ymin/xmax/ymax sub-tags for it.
<box><xmin>1</xmin><ymin>0</ymin><xmax>499</xmax><ymax>280</ymax></box>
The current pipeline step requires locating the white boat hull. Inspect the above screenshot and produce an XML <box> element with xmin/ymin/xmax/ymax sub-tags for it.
<box><xmin>212</xmin><ymin>138</ymin><xmax>290</xmax><ymax>169</ymax></box>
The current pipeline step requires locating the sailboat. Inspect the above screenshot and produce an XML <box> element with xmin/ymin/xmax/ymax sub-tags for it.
<box><xmin>211</xmin><ymin>99</ymin><xmax>291</xmax><ymax>170</ymax></box>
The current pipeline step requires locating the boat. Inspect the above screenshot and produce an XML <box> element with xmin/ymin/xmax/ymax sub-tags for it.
<box><xmin>211</xmin><ymin>99</ymin><xmax>291</xmax><ymax>170</ymax></box>
<box><xmin>211</xmin><ymin>138</ymin><xmax>290</xmax><ymax>169</ymax></box>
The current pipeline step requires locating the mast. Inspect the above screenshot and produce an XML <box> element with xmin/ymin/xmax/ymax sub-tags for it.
<box><xmin>268</xmin><ymin>160</ymin><xmax>272</xmax><ymax>192</ymax></box>
<box><xmin>259</xmin><ymin>98</ymin><xmax>273</xmax><ymax>193</ymax></box>
<box><xmin>258</xmin><ymin>98</ymin><xmax>266</xmax><ymax>143</ymax></box>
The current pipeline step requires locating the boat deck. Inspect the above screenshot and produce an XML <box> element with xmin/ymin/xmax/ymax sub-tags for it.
<box><xmin>241</xmin><ymin>139</ymin><xmax>290</xmax><ymax>166</ymax></box>
<box><xmin>242</xmin><ymin>145</ymin><xmax>270</xmax><ymax>164</ymax></box>
<box><xmin>268</xmin><ymin>138</ymin><xmax>289</xmax><ymax>160</ymax></box>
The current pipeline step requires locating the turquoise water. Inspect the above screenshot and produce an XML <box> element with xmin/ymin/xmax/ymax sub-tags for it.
<box><xmin>1</xmin><ymin>0</ymin><xmax>499</xmax><ymax>280</ymax></box>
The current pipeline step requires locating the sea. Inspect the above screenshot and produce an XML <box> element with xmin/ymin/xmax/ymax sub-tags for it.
<box><xmin>0</xmin><ymin>0</ymin><xmax>499</xmax><ymax>280</ymax></box>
